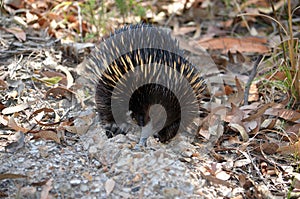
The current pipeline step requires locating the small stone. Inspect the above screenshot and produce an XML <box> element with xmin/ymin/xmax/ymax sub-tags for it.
<box><xmin>80</xmin><ymin>184</ymin><xmax>89</xmax><ymax>192</ymax></box>
<box><xmin>70</xmin><ymin>179</ymin><xmax>81</xmax><ymax>185</ymax></box>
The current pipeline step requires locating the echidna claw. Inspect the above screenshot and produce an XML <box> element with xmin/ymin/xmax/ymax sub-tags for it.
<box><xmin>133</xmin><ymin>137</ymin><xmax>148</xmax><ymax>150</ymax></box>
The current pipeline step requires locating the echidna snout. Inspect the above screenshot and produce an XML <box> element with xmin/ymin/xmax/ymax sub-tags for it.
<box><xmin>135</xmin><ymin>104</ymin><xmax>167</xmax><ymax>147</ymax></box>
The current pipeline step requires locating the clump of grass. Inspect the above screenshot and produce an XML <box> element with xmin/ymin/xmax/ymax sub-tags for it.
<box><xmin>115</xmin><ymin>0</ymin><xmax>147</xmax><ymax>21</ymax></box>
<box><xmin>241</xmin><ymin>0</ymin><xmax>299</xmax><ymax>107</ymax></box>
<box><xmin>80</xmin><ymin>0</ymin><xmax>148</xmax><ymax>41</ymax></box>
<box><xmin>81</xmin><ymin>0</ymin><xmax>108</xmax><ymax>40</ymax></box>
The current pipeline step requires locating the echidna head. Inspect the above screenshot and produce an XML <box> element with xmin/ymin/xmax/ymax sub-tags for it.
<box><xmin>135</xmin><ymin>104</ymin><xmax>167</xmax><ymax>147</ymax></box>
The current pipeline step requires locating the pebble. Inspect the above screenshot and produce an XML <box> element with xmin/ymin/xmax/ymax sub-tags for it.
<box><xmin>70</xmin><ymin>179</ymin><xmax>81</xmax><ymax>185</ymax></box>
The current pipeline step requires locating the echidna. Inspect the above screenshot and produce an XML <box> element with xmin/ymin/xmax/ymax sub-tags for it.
<box><xmin>86</xmin><ymin>24</ymin><xmax>206</xmax><ymax>147</ymax></box>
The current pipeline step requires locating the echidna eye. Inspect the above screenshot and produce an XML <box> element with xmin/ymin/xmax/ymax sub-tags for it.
<box><xmin>132</xmin><ymin>116</ymin><xmax>138</xmax><ymax>124</ymax></box>
<box><xmin>137</xmin><ymin>115</ymin><xmax>145</xmax><ymax>126</ymax></box>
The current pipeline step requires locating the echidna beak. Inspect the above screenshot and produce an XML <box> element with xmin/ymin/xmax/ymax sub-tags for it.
<box><xmin>133</xmin><ymin>104</ymin><xmax>167</xmax><ymax>150</ymax></box>
<box><xmin>134</xmin><ymin>121</ymin><xmax>154</xmax><ymax>150</ymax></box>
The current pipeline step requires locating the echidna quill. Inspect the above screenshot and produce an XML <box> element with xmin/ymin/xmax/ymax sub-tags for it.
<box><xmin>86</xmin><ymin>24</ymin><xmax>206</xmax><ymax>147</ymax></box>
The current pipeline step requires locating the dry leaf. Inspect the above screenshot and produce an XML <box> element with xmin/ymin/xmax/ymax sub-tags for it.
<box><xmin>234</xmin><ymin>158</ymin><xmax>251</xmax><ymax>167</ymax></box>
<box><xmin>260</xmin><ymin>143</ymin><xmax>279</xmax><ymax>155</ymax></box>
<box><xmin>242</xmin><ymin>103</ymin><xmax>274</xmax><ymax>122</ymax></box>
<box><xmin>215</xmin><ymin>170</ymin><xmax>231</xmax><ymax>181</ymax></box>
<box><xmin>286</xmin><ymin>123</ymin><xmax>300</xmax><ymax>134</ymax></box>
<box><xmin>29</xmin><ymin>108</ymin><xmax>60</xmax><ymax>125</ymax></box>
<box><xmin>40</xmin><ymin>178</ymin><xmax>53</xmax><ymax>199</ymax></box>
<box><xmin>0</xmin><ymin>173</ymin><xmax>27</xmax><ymax>180</ymax></box>
<box><xmin>277</xmin><ymin>141</ymin><xmax>300</xmax><ymax>155</ymax></box>
<box><xmin>265</xmin><ymin>108</ymin><xmax>300</xmax><ymax>123</ymax></box>
<box><xmin>8</xmin><ymin>115</ymin><xmax>29</xmax><ymax>133</ymax></box>
<box><xmin>45</xmin><ymin>86</ymin><xmax>74</xmax><ymax>101</ymax></box>
<box><xmin>200</xmin><ymin>171</ymin><xmax>233</xmax><ymax>188</ymax></box>
<box><xmin>0</xmin><ymin>79</ymin><xmax>8</xmax><ymax>90</ymax></box>
<box><xmin>229</xmin><ymin>123</ymin><xmax>249</xmax><ymax>141</ymax></box>
<box><xmin>2</xmin><ymin>27</ymin><xmax>26</xmax><ymax>41</ymax></box>
<box><xmin>105</xmin><ymin>178</ymin><xmax>115</xmax><ymax>196</ymax></box>
<box><xmin>198</xmin><ymin>37</ymin><xmax>269</xmax><ymax>53</ymax></box>
<box><xmin>56</xmin><ymin>65</ymin><xmax>74</xmax><ymax>88</ymax></box>
<box><xmin>33</xmin><ymin>130</ymin><xmax>60</xmax><ymax>143</ymax></box>
<box><xmin>248</xmin><ymin>83</ymin><xmax>259</xmax><ymax>102</ymax></box>
<box><xmin>228</xmin><ymin>77</ymin><xmax>244</xmax><ymax>105</ymax></box>
<box><xmin>2</xmin><ymin>103</ymin><xmax>29</xmax><ymax>115</ymax></box>
<box><xmin>0</xmin><ymin>115</ymin><xmax>8</xmax><ymax>126</ymax></box>
<box><xmin>5</xmin><ymin>131</ymin><xmax>25</xmax><ymax>153</ymax></box>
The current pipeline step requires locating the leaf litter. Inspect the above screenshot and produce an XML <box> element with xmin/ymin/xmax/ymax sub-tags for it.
<box><xmin>0</xmin><ymin>0</ymin><xmax>300</xmax><ymax>198</ymax></box>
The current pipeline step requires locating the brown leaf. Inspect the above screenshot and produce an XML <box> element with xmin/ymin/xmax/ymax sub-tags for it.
<box><xmin>226</xmin><ymin>104</ymin><xmax>249</xmax><ymax>141</ymax></box>
<box><xmin>260</xmin><ymin>142</ymin><xmax>279</xmax><ymax>155</ymax></box>
<box><xmin>242</xmin><ymin>102</ymin><xmax>274</xmax><ymax>122</ymax></box>
<box><xmin>0</xmin><ymin>79</ymin><xmax>8</xmax><ymax>90</ymax></box>
<box><xmin>2</xmin><ymin>27</ymin><xmax>26</xmax><ymax>41</ymax></box>
<box><xmin>277</xmin><ymin>141</ymin><xmax>300</xmax><ymax>155</ymax></box>
<box><xmin>8</xmin><ymin>115</ymin><xmax>29</xmax><ymax>133</ymax></box>
<box><xmin>31</xmin><ymin>179</ymin><xmax>51</xmax><ymax>186</ymax></box>
<box><xmin>45</xmin><ymin>86</ymin><xmax>74</xmax><ymax>101</ymax></box>
<box><xmin>29</xmin><ymin>108</ymin><xmax>60</xmax><ymax>125</ymax></box>
<box><xmin>0</xmin><ymin>173</ymin><xmax>27</xmax><ymax>180</ymax></box>
<box><xmin>40</xmin><ymin>178</ymin><xmax>53</xmax><ymax>199</ymax></box>
<box><xmin>238</xmin><ymin>174</ymin><xmax>254</xmax><ymax>189</ymax></box>
<box><xmin>29</xmin><ymin>108</ymin><xmax>55</xmax><ymax>119</ymax></box>
<box><xmin>198</xmin><ymin>37</ymin><xmax>269</xmax><ymax>53</ymax></box>
<box><xmin>200</xmin><ymin>171</ymin><xmax>233</xmax><ymax>188</ymax></box>
<box><xmin>286</xmin><ymin>123</ymin><xmax>300</xmax><ymax>134</ymax></box>
<box><xmin>265</xmin><ymin>108</ymin><xmax>300</xmax><ymax>123</ymax></box>
<box><xmin>33</xmin><ymin>130</ymin><xmax>60</xmax><ymax>143</ymax></box>
<box><xmin>265</xmin><ymin>71</ymin><xmax>286</xmax><ymax>81</ymax></box>
<box><xmin>228</xmin><ymin>77</ymin><xmax>244</xmax><ymax>105</ymax></box>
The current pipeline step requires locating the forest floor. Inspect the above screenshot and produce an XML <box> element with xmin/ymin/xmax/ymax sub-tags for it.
<box><xmin>0</xmin><ymin>0</ymin><xmax>300</xmax><ymax>198</ymax></box>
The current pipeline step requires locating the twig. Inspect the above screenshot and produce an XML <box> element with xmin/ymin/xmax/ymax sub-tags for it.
<box><xmin>244</xmin><ymin>55</ymin><xmax>263</xmax><ymax>105</ymax></box>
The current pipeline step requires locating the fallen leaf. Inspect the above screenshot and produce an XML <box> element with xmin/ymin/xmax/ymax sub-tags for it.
<box><xmin>229</xmin><ymin>123</ymin><xmax>249</xmax><ymax>141</ymax></box>
<box><xmin>248</xmin><ymin>83</ymin><xmax>259</xmax><ymax>102</ymax></box>
<box><xmin>33</xmin><ymin>130</ymin><xmax>60</xmax><ymax>143</ymax></box>
<box><xmin>2</xmin><ymin>27</ymin><xmax>26</xmax><ymax>41</ymax></box>
<box><xmin>29</xmin><ymin>108</ymin><xmax>60</xmax><ymax>125</ymax></box>
<box><xmin>40</xmin><ymin>178</ymin><xmax>53</xmax><ymax>199</ymax></box>
<box><xmin>105</xmin><ymin>178</ymin><xmax>115</xmax><ymax>196</ymax></box>
<box><xmin>200</xmin><ymin>171</ymin><xmax>233</xmax><ymax>188</ymax></box>
<box><xmin>2</xmin><ymin>103</ymin><xmax>29</xmax><ymax>115</ymax></box>
<box><xmin>5</xmin><ymin>131</ymin><xmax>25</xmax><ymax>153</ymax></box>
<box><xmin>242</xmin><ymin>102</ymin><xmax>274</xmax><ymax>122</ymax></box>
<box><xmin>0</xmin><ymin>173</ymin><xmax>27</xmax><ymax>180</ymax></box>
<box><xmin>234</xmin><ymin>158</ymin><xmax>251</xmax><ymax>167</ymax></box>
<box><xmin>260</xmin><ymin>142</ymin><xmax>279</xmax><ymax>155</ymax></box>
<box><xmin>0</xmin><ymin>115</ymin><xmax>8</xmax><ymax>126</ymax></box>
<box><xmin>45</xmin><ymin>86</ymin><xmax>75</xmax><ymax>101</ymax></box>
<box><xmin>198</xmin><ymin>37</ymin><xmax>269</xmax><ymax>53</ymax></box>
<box><xmin>265</xmin><ymin>108</ymin><xmax>300</xmax><ymax>123</ymax></box>
<box><xmin>277</xmin><ymin>141</ymin><xmax>300</xmax><ymax>155</ymax></box>
<box><xmin>8</xmin><ymin>115</ymin><xmax>29</xmax><ymax>133</ymax></box>
<box><xmin>286</xmin><ymin>123</ymin><xmax>300</xmax><ymax>134</ymax></box>
<box><xmin>0</xmin><ymin>79</ymin><xmax>8</xmax><ymax>90</ymax></box>
<box><xmin>215</xmin><ymin>170</ymin><xmax>231</xmax><ymax>181</ymax></box>
<box><xmin>56</xmin><ymin>65</ymin><xmax>74</xmax><ymax>88</ymax></box>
